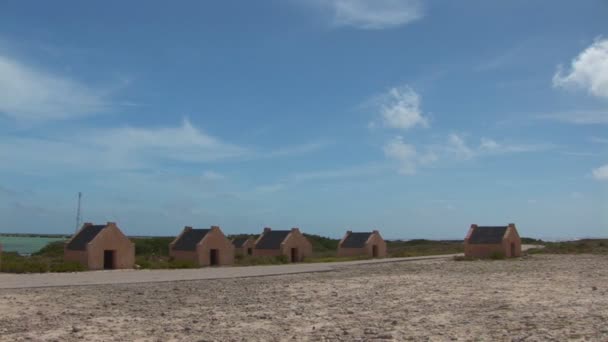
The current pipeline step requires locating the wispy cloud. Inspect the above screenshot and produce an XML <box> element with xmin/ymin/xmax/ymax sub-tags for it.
<box><xmin>0</xmin><ymin>54</ymin><xmax>109</xmax><ymax>121</ymax></box>
<box><xmin>382</xmin><ymin>133</ymin><xmax>553</xmax><ymax>175</ymax></box>
<box><xmin>592</xmin><ymin>164</ymin><xmax>608</xmax><ymax>181</ymax></box>
<box><xmin>264</xmin><ymin>140</ymin><xmax>331</xmax><ymax>158</ymax></box>
<box><xmin>383</xmin><ymin>136</ymin><xmax>435</xmax><ymax>174</ymax></box>
<box><xmin>590</xmin><ymin>136</ymin><xmax>608</xmax><ymax>144</ymax></box>
<box><xmin>291</xmin><ymin>163</ymin><xmax>387</xmax><ymax>182</ymax></box>
<box><xmin>0</xmin><ymin>119</ymin><xmax>330</xmax><ymax>175</ymax></box>
<box><xmin>537</xmin><ymin>111</ymin><xmax>608</xmax><ymax>125</ymax></box>
<box><xmin>307</xmin><ymin>0</ymin><xmax>423</xmax><ymax>30</ymax></box>
<box><xmin>474</xmin><ymin>44</ymin><xmax>525</xmax><ymax>72</ymax></box>
<box><xmin>369</xmin><ymin>85</ymin><xmax>429</xmax><ymax>130</ymax></box>
<box><xmin>88</xmin><ymin>118</ymin><xmax>248</xmax><ymax>164</ymax></box>
<box><xmin>254</xmin><ymin>163</ymin><xmax>387</xmax><ymax>193</ymax></box>
<box><xmin>553</xmin><ymin>37</ymin><xmax>608</xmax><ymax>99</ymax></box>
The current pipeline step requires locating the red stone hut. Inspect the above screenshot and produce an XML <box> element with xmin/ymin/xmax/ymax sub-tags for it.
<box><xmin>169</xmin><ymin>226</ymin><xmax>234</xmax><ymax>266</ymax></box>
<box><xmin>253</xmin><ymin>227</ymin><xmax>312</xmax><ymax>262</ymax></box>
<box><xmin>337</xmin><ymin>230</ymin><xmax>387</xmax><ymax>258</ymax></box>
<box><xmin>232</xmin><ymin>237</ymin><xmax>255</xmax><ymax>256</ymax></box>
<box><xmin>464</xmin><ymin>223</ymin><xmax>522</xmax><ymax>258</ymax></box>
<box><xmin>64</xmin><ymin>222</ymin><xmax>135</xmax><ymax>270</ymax></box>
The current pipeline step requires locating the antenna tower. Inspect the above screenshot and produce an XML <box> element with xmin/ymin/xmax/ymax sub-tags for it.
<box><xmin>75</xmin><ymin>192</ymin><xmax>82</xmax><ymax>233</ymax></box>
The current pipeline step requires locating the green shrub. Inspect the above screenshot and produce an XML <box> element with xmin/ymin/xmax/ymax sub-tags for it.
<box><xmin>133</xmin><ymin>237</ymin><xmax>173</xmax><ymax>256</ymax></box>
<box><xmin>453</xmin><ymin>255</ymin><xmax>475</xmax><ymax>261</ymax></box>
<box><xmin>49</xmin><ymin>261</ymin><xmax>85</xmax><ymax>273</ymax></box>
<box><xmin>489</xmin><ymin>251</ymin><xmax>506</xmax><ymax>260</ymax></box>
<box><xmin>1</xmin><ymin>257</ymin><xmax>49</xmax><ymax>273</ymax></box>
<box><xmin>33</xmin><ymin>241</ymin><xmax>66</xmax><ymax>258</ymax></box>
<box><xmin>304</xmin><ymin>255</ymin><xmax>370</xmax><ymax>263</ymax></box>
<box><xmin>168</xmin><ymin>260</ymin><xmax>198</xmax><ymax>269</ymax></box>
<box><xmin>234</xmin><ymin>255</ymin><xmax>290</xmax><ymax>266</ymax></box>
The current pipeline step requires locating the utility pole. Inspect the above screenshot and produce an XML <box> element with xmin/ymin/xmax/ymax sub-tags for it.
<box><xmin>75</xmin><ymin>192</ymin><xmax>82</xmax><ymax>233</ymax></box>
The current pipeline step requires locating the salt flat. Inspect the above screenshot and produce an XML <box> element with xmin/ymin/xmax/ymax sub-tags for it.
<box><xmin>0</xmin><ymin>254</ymin><xmax>606</xmax><ymax>341</ymax></box>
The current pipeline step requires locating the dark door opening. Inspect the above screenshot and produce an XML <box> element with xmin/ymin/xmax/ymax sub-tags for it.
<box><xmin>510</xmin><ymin>243</ymin><xmax>515</xmax><ymax>257</ymax></box>
<box><xmin>210</xmin><ymin>249</ymin><xmax>219</xmax><ymax>266</ymax></box>
<box><xmin>290</xmin><ymin>248</ymin><xmax>298</xmax><ymax>263</ymax></box>
<box><xmin>104</xmin><ymin>250</ymin><xmax>115</xmax><ymax>270</ymax></box>
<box><xmin>247</xmin><ymin>248</ymin><xmax>253</xmax><ymax>256</ymax></box>
<box><xmin>372</xmin><ymin>245</ymin><xmax>378</xmax><ymax>258</ymax></box>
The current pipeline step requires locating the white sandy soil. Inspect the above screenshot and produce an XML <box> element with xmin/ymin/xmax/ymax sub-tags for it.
<box><xmin>0</xmin><ymin>254</ymin><xmax>606</xmax><ymax>341</ymax></box>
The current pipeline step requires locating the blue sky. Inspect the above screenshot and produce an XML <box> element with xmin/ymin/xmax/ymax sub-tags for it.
<box><xmin>0</xmin><ymin>0</ymin><xmax>607</xmax><ymax>239</ymax></box>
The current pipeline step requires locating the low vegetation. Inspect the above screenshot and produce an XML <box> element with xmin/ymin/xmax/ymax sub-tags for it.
<box><xmin>527</xmin><ymin>239</ymin><xmax>608</xmax><ymax>255</ymax></box>
<box><xmin>387</xmin><ymin>239</ymin><xmax>463</xmax><ymax>257</ymax></box>
<box><xmin>0</xmin><ymin>240</ymin><xmax>85</xmax><ymax>273</ymax></box>
<box><xmin>234</xmin><ymin>254</ymin><xmax>289</xmax><ymax>266</ymax></box>
<box><xmin>8</xmin><ymin>233</ymin><xmax>599</xmax><ymax>273</ymax></box>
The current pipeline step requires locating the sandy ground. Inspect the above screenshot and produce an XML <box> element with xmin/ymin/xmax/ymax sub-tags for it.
<box><xmin>0</xmin><ymin>254</ymin><xmax>460</xmax><ymax>289</ymax></box>
<box><xmin>0</xmin><ymin>254</ymin><xmax>606</xmax><ymax>341</ymax></box>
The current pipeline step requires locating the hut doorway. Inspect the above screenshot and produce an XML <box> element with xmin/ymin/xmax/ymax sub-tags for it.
<box><xmin>372</xmin><ymin>245</ymin><xmax>378</xmax><ymax>258</ymax></box>
<box><xmin>290</xmin><ymin>248</ymin><xmax>298</xmax><ymax>262</ymax></box>
<box><xmin>247</xmin><ymin>248</ymin><xmax>253</xmax><ymax>256</ymax></box>
<box><xmin>210</xmin><ymin>249</ymin><xmax>219</xmax><ymax>266</ymax></box>
<box><xmin>103</xmin><ymin>250</ymin><xmax>115</xmax><ymax>270</ymax></box>
<box><xmin>510</xmin><ymin>243</ymin><xmax>515</xmax><ymax>257</ymax></box>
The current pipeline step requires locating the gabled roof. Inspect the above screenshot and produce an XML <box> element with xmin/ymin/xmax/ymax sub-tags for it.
<box><xmin>172</xmin><ymin>229</ymin><xmax>210</xmax><ymax>251</ymax></box>
<box><xmin>468</xmin><ymin>226</ymin><xmax>508</xmax><ymax>244</ymax></box>
<box><xmin>255</xmin><ymin>230</ymin><xmax>291</xmax><ymax>250</ymax></box>
<box><xmin>66</xmin><ymin>224</ymin><xmax>107</xmax><ymax>251</ymax></box>
<box><xmin>341</xmin><ymin>232</ymin><xmax>373</xmax><ymax>248</ymax></box>
<box><xmin>232</xmin><ymin>237</ymin><xmax>250</xmax><ymax>248</ymax></box>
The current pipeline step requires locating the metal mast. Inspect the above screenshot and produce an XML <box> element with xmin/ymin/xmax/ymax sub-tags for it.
<box><xmin>75</xmin><ymin>192</ymin><xmax>82</xmax><ymax>233</ymax></box>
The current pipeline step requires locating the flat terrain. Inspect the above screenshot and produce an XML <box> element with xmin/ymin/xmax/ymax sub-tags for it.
<box><xmin>0</xmin><ymin>254</ymin><xmax>459</xmax><ymax>289</ymax></box>
<box><xmin>0</xmin><ymin>254</ymin><xmax>606</xmax><ymax>341</ymax></box>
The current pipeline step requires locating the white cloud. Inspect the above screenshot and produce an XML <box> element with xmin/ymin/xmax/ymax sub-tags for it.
<box><xmin>0</xmin><ymin>119</ymin><xmax>334</xmax><ymax>177</ymax></box>
<box><xmin>89</xmin><ymin>118</ymin><xmax>248</xmax><ymax>163</ymax></box>
<box><xmin>314</xmin><ymin>0</ymin><xmax>423</xmax><ymax>30</ymax></box>
<box><xmin>446</xmin><ymin>134</ymin><xmax>475</xmax><ymax>160</ymax></box>
<box><xmin>383</xmin><ymin>136</ymin><xmax>435</xmax><ymax>175</ymax></box>
<box><xmin>373</xmin><ymin>86</ymin><xmax>428</xmax><ymax>130</ymax></box>
<box><xmin>0</xmin><ymin>119</ymin><xmax>250</xmax><ymax>175</ymax></box>
<box><xmin>592</xmin><ymin>164</ymin><xmax>608</xmax><ymax>181</ymax></box>
<box><xmin>553</xmin><ymin>38</ymin><xmax>608</xmax><ymax>99</ymax></box>
<box><xmin>478</xmin><ymin>137</ymin><xmax>553</xmax><ymax>154</ymax></box>
<box><xmin>538</xmin><ymin>111</ymin><xmax>608</xmax><ymax>124</ymax></box>
<box><xmin>382</xmin><ymin>134</ymin><xmax>552</xmax><ymax>175</ymax></box>
<box><xmin>0</xmin><ymin>54</ymin><xmax>107</xmax><ymax>121</ymax></box>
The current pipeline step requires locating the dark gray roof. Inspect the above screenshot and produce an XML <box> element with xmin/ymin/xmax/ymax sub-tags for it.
<box><xmin>66</xmin><ymin>225</ymin><xmax>106</xmax><ymax>251</ymax></box>
<box><xmin>468</xmin><ymin>226</ymin><xmax>508</xmax><ymax>244</ymax></box>
<box><xmin>232</xmin><ymin>238</ymin><xmax>249</xmax><ymax>248</ymax></box>
<box><xmin>341</xmin><ymin>232</ymin><xmax>373</xmax><ymax>248</ymax></box>
<box><xmin>172</xmin><ymin>229</ymin><xmax>210</xmax><ymax>251</ymax></box>
<box><xmin>255</xmin><ymin>230</ymin><xmax>291</xmax><ymax>250</ymax></box>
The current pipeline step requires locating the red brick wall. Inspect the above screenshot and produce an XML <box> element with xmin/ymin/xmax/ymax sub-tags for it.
<box><xmin>65</xmin><ymin>223</ymin><xmax>135</xmax><ymax>270</ymax></box>
<box><xmin>337</xmin><ymin>231</ymin><xmax>387</xmax><ymax>258</ymax></box>
<box><xmin>252</xmin><ymin>228</ymin><xmax>312</xmax><ymax>262</ymax></box>
<box><xmin>196</xmin><ymin>227</ymin><xmax>235</xmax><ymax>266</ymax></box>
<box><xmin>235</xmin><ymin>239</ymin><xmax>255</xmax><ymax>256</ymax></box>
<box><xmin>86</xmin><ymin>224</ymin><xmax>135</xmax><ymax>270</ymax></box>
<box><xmin>170</xmin><ymin>226</ymin><xmax>235</xmax><ymax>267</ymax></box>
<box><xmin>464</xmin><ymin>224</ymin><xmax>522</xmax><ymax>258</ymax></box>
